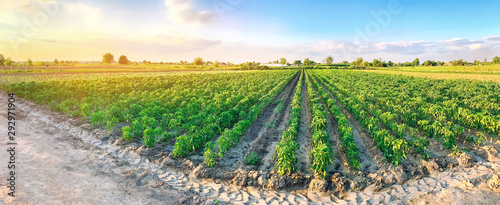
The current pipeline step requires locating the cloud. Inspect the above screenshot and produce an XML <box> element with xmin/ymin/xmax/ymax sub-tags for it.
<box><xmin>65</xmin><ymin>3</ymin><xmax>101</xmax><ymax>25</ymax></box>
<box><xmin>151</xmin><ymin>35</ymin><xmax>221</xmax><ymax>50</ymax></box>
<box><xmin>164</xmin><ymin>0</ymin><xmax>214</xmax><ymax>24</ymax></box>
<box><xmin>484</xmin><ymin>36</ymin><xmax>500</xmax><ymax>42</ymax></box>
<box><xmin>0</xmin><ymin>0</ymin><xmax>59</xmax><ymax>25</ymax></box>
<box><xmin>285</xmin><ymin>36</ymin><xmax>500</xmax><ymax>62</ymax></box>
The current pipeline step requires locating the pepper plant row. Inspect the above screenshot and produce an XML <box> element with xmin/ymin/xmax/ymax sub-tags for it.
<box><xmin>311</xmin><ymin>71</ymin><xmax>411</xmax><ymax>166</ymax></box>
<box><xmin>307</xmin><ymin>72</ymin><xmax>362</xmax><ymax>170</ymax></box>
<box><xmin>305</xmin><ymin>73</ymin><xmax>334</xmax><ymax>179</ymax></box>
<box><xmin>274</xmin><ymin>70</ymin><xmax>303</xmax><ymax>175</ymax></box>
<box><xmin>203</xmin><ymin>71</ymin><xmax>299</xmax><ymax>166</ymax></box>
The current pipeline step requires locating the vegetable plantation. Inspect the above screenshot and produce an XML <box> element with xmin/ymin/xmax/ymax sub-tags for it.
<box><xmin>3</xmin><ymin>69</ymin><xmax>500</xmax><ymax>191</ymax></box>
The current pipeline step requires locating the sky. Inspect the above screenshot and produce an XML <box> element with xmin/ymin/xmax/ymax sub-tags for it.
<box><xmin>0</xmin><ymin>0</ymin><xmax>499</xmax><ymax>63</ymax></box>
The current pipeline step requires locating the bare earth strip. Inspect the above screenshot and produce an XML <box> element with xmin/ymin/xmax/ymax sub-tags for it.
<box><xmin>1</xmin><ymin>93</ymin><xmax>500</xmax><ymax>205</ymax></box>
<box><xmin>361</xmin><ymin>70</ymin><xmax>500</xmax><ymax>83</ymax></box>
<box><xmin>217</xmin><ymin>72</ymin><xmax>300</xmax><ymax>171</ymax></box>
<box><xmin>296</xmin><ymin>76</ymin><xmax>313</xmax><ymax>174</ymax></box>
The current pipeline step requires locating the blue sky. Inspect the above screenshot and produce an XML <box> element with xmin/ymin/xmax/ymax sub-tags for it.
<box><xmin>1</xmin><ymin>0</ymin><xmax>499</xmax><ymax>63</ymax></box>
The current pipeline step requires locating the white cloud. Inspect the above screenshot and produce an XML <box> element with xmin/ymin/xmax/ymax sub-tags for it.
<box><xmin>164</xmin><ymin>0</ymin><xmax>214</xmax><ymax>24</ymax></box>
<box><xmin>483</xmin><ymin>36</ymin><xmax>500</xmax><ymax>42</ymax></box>
<box><xmin>151</xmin><ymin>35</ymin><xmax>221</xmax><ymax>50</ymax></box>
<box><xmin>0</xmin><ymin>0</ymin><xmax>59</xmax><ymax>25</ymax></box>
<box><xmin>65</xmin><ymin>3</ymin><xmax>101</xmax><ymax>25</ymax></box>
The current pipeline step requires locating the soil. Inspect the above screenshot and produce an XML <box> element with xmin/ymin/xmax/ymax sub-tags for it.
<box><xmin>2</xmin><ymin>79</ymin><xmax>500</xmax><ymax>204</ymax></box>
<box><xmin>296</xmin><ymin>75</ymin><xmax>313</xmax><ymax>174</ymax></box>
<box><xmin>216</xmin><ymin>72</ymin><xmax>300</xmax><ymax>171</ymax></box>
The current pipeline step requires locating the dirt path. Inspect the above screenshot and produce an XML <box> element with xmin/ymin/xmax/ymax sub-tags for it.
<box><xmin>217</xmin><ymin>73</ymin><xmax>300</xmax><ymax>171</ymax></box>
<box><xmin>0</xmin><ymin>96</ymin><xmax>201</xmax><ymax>205</ymax></box>
<box><xmin>257</xmin><ymin>75</ymin><xmax>299</xmax><ymax>172</ymax></box>
<box><xmin>296</xmin><ymin>75</ymin><xmax>312</xmax><ymax>174</ymax></box>
<box><xmin>315</xmin><ymin>88</ymin><xmax>347</xmax><ymax>174</ymax></box>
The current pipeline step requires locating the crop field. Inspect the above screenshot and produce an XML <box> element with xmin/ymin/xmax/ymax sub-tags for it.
<box><xmin>363</xmin><ymin>70</ymin><xmax>500</xmax><ymax>83</ymax></box>
<box><xmin>2</xmin><ymin>69</ymin><xmax>500</xmax><ymax>202</ymax></box>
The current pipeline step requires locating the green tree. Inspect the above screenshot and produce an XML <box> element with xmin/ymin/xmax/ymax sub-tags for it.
<box><xmin>453</xmin><ymin>59</ymin><xmax>464</xmax><ymax>66</ymax></box>
<box><xmin>493</xmin><ymin>56</ymin><xmax>500</xmax><ymax>64</ymax></box>
<box><xmin>279</xmin><ymin>58</ymin><xmax>287</xmax><ymax>66</ymax></box>
<box><xmin>372</xmin><ymin>58</ymin><xmax>381</xmax><ymax>67</ymax></box>
<box><xmin>53</xmin><ymin>59</ymin><xmax>59</xmax><ymax>65</ymax></box>
<box><xmin>26</xmin><ymin>58</ymin><xmax>33</xmax><ymax>66</ymax></box>
<box><xmin>303</xmin><ymin>58</ymin><xmax>312</xmax><ymax>66</ymax></box>
<box><xmin>0</xmin><ymin>54</ymin><xmax>5</xmax><ymax>66</ymax></box>
<box><xmin>33</xmin><ymin>61</ymin><xmax>43</xmax><ymax>66</ymax></box>
<box><xmin>387</xmin><ymin>61</ymin><xmax>394</xmax><ymax>67</ymax></box>
<box><xmin>412</xmin><ymin>58</ymin><xmax>420</xmax><ymax>66</ymax></box>
<box><xmin>213</xmin><ymin>60</ymin><xmax>219</xmax><ymax>67</ymax></box>
<box><xmin>360</xmin><ymin>61</ymin><xmax>369</xmax><ymax>67</ymax></box>
<box><xmin>354</xmin><ymin>57</ymin><xmax>363</xmax><ymax>65</ymax></box>
<box><xmin>293</xmin><ymin>60</ymin><xmax>302</xmax><ymax>66</ymax></box>
<box><xmin>323</xmin><ymin>55</ymin><xmax>333</xmax><ymax>65</ymax></box>
<box><xmin>193</xmin><ymin>57</ymin><xmax>204</xmax><ymax>66</ymax></box>
<box><xmin>118</xmin><ymin>55</ymin><xmax>129</xmax><ymax>64</ymax></box>
<box><xmin>102</xmin><ymin>53</ymin><xmax>114</xmax><ymax>64</ymax></box>
<box><xmin>4</xmin><ymin>57</ymin><xmax>13</xmax><ymax>67</ymax></box>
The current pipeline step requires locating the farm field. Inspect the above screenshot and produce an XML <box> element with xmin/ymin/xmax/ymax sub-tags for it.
<box><xmin>2</xmin><ymin>69</ymin><xmax>500</xmax><ymax>204</ymax></box>
<box><xmin>363</xmin><ymin>69</ymin><xmax>500</xmax><ymax>83</ymax></box>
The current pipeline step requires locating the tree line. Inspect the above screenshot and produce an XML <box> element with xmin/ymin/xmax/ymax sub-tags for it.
<box><xmin>1</xmin><ymin>52</ymin><xmax>499</xmax><ymax>69</ymax></box>
<box><xmin>270</xmin><ymin>56</ymin><xmax>500</xmax><ymax>68</ymax></box>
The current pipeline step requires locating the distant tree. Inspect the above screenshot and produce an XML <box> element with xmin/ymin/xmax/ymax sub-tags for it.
<box><xmin>493</xmin><ymin>56</ymin><xmax>500</xmax><ymax>64</ymax></box>
<box><xmin>360</xmin><ymin>61</ymin><xmax>369</xmax><ymax>67</ymax></box>
<box><xmin>387</xmin><ymin>61</ymin><xmax>394</xmax><ymax>67</ymax></box>
<box><xmin>213</xmin><ymin>60</ymin><xmax>219</xmax><ymax>67</ymax></box>
<box><xmin>0</xmin><ymin>54</ymin><xmax>5</xmax><ymax>66</ymax></box>
<box><xmin>102</xmin><ymin>53</ymin><xmax>114</xmax><ymax>64</ymax></box>
<box><xmin>279</xmin><ymin>58</ymin><xmax>287</xmax><ymax>66</ymax></box>
<box><xmin>33</xmin><ymin>61</ymin><xmax>43</xmax><ymax>66</ymax></box>
<box><xmin>293</xmin><ymin>60</ymin><xmax>302</xmax><ymax>66</ymax></box>
<box><xmin>118</xmin><ymin>55</ymin><xmax>129</xmax><ymax>64</ymax></box>
<box><xmin>273</xmin><ymin>60</ymin><xmax>279</xmax><ymax>64</ymax></box>
<box><xmin>412</xmin><ymin>58</ymin><xmax>420</xmax><ymax>66</ymax></box>
<box><xmin>423</xmin><ymin>60</ymin><xmax>431</xmax><ymax>66</ymax></box>
<box><xmin>323</xmin><ymin>55</ymin><xmax>333</xmax><ymax>65</ymax></box>
<box><xmin>354</xmin><ymin>57</ymin><xmax>363</xmax><ymax>65</ymax></box>
<box><xmin>193</xmin><ymin>57</ymin><xmax>204</xmax><ymax>66</ymax></box>
<box><xmin>453</xmin><ymin>59</ymin><xmax>464</xmax><ymax>66</ymax></box>
<box><xmin>342</xmin><ymin>61</ymin><xmax>349</xmax><ymax>64</ymax></box>
<box><xmin>372</xmin><ymin>58</ymin><xmax>381</xmax><ymax>67</ymax></box>
<box><xmin>303</xmin><ymin>58</ymin><xmax>312</xmax><ymax>66</ymax></box>
<box><xmin>26</xmin><ymin>58</ymin><xmax>33</xmax><ymax>66</ymax></box>
<box><xmin>4</xmin><ymin>57</ymin><xmax>13</xmax><ymax>67</ymax></box>
<box><xmin>53</xmin><ymin>59</ymin><xmax>59</xmax><ymax>65</ymax></box>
